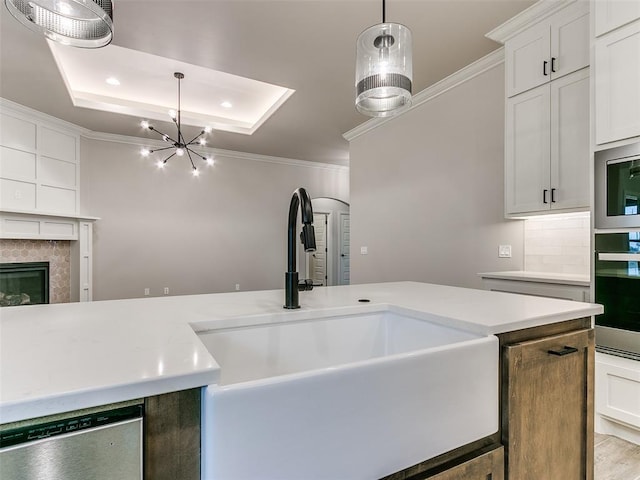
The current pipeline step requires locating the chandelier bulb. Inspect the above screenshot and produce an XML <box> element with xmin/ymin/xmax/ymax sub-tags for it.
<box><xmin>176</xmin><ymin>147</ymin><xmax>185</xmax><ymax>156</ymax></box>
<box><xmin>141</xmin><ymin>148</ymin><xmax>150</xmax><ymax>157</ymax></box>
<box><xmin>206</xmin><ymin>156</ymin><xmax>215</xmax><ymax>166</ymax></box>
<box><xmin>168</xmin><ymin>109</ymin><xmax>177</xmax><ymax>120</ymax></box>
<box><xmin>140</xmin><ymin>120</ymin><xmax>150</xmax><ymax>129</ymax></box>
<box><xmin>192</xmin><ymin>167</ymin><xmax>200</xmax><ymax>177</ymax></box>
<box><xmin>204</xmin><ymin>126</ymin><xmax>213</xmax><ymax>134</ymax></box>
<box><xmin>199</xmin><ymin>138</ymin><xmax>206</xmax><ymax>146</ymax></box>
<box><xmin>162</xmin><ymin>135</ymin><xmax>169</xmax><ymax>142</ymax></box>
<box><xmin>156</xmin><ymin>160</ymin><xmax>165</xmax><ymax>169</ymax></box>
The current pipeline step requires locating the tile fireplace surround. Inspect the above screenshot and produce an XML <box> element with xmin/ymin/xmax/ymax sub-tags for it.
<box><xmin>0</xmin><ymin>239</ymin><xmax>70</xmax><ymax>304</ymax></box>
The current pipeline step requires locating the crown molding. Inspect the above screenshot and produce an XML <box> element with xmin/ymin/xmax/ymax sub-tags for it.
<box><xmin>0</xmin><ymin>97</ymin><xmax>348</xmax><ymax>172</ymax></box>
<box><xmin>83</xmin><ymin>129</ymin><xmax>348</xmax><ymax>171</ymax></box>
<box><xmin>485</xmin><ymin>0</ymin><xmax>577</xmax><ymax>44</ymax></box>
<box><xmin>343</xmin><ymin>47</ymin><xmax>505</xmax><ymax>142</ymax></box>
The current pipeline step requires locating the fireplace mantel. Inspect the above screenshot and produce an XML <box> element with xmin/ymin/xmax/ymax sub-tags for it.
<box><xmin>0</xmin><ymin>209</ymin><xmax>99</xmax><ymax>241</ymax></box>
<box><xmin>0</xmin><ymin>210</ymin><xmax>97</xmax><ymax>302</ymax></box>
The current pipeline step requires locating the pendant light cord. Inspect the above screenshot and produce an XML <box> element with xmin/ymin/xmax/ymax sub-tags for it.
<box><xmin>382</xmin><ymin>0</ymin><xmax>386</xmax><ymax>23</ymax></box>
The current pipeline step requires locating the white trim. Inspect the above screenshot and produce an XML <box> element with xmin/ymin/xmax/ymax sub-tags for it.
<box><xmin>0</xmin><ymin>98</ymin><xmax>81</xmax><ymax>136</ymax></box>
<box><xmin>343</xmin><ymin>47</ymin><xmax>506</xmax><ymax>142</ymax></box>
<box><xmin>0</xmin><ymin>208</ymin><xmax>99</xmax><ymax>221</ymax></box>
<box><xmin>0</xmin><ymin>97</ymin><xmax>348</xmax><ymax>171</ymax></box>
<box><xmin>485</xmin><ymin>0</ymin><xmax>578</xmax><ymax>44</ymax></box>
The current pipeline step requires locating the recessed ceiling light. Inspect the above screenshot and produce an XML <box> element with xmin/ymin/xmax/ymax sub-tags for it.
<box><xmin>106</xmin><ymin>77</ymin><xmax>120</xmax><ymax>86</ymax></box>
<box><xmin>221</xmin><ymin>101</ymin><xmax>233</xmax><ymax>108</ymax></box>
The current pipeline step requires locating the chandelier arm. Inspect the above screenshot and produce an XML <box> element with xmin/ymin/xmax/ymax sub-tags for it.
<box><xmin>149</xmin><ymin>146</ymin><xmax>176</xmax><ymax>153</ymax></box>
<box><xmin>186</xmin><ymin>130</ymin><xmax>206</xmax><ymax>145</ymax></box>
<box><xmin>161</xmin><ymin>152</ymin><xmax>177</xmax><ymax>164</ymax></box>
<box><xmin>185</xmin><ymin>148</ymin><xmax>197</xmax><ymax>170</ymax></box>
<box><xmin>148</xmin><ymin>126</ymin><xmax>179</xmax><ymax>145</ymax></box>
<box><xmin>187</xmin><ymin>147</ymin><xmax>207</xmax><ymax>161</ymax></box>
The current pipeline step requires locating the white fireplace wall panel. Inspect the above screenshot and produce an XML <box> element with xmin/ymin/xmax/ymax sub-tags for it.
<box><xmin>1</xmin><ymin>100</ymin><xmax>94</xmax><ymax>302</ymax></box>
<box><xmin>0</xmin><ymin>110</ymin><xmax>79</xmax><ymax>215</ymax></box>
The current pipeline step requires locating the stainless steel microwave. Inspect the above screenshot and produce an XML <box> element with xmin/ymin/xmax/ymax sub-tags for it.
<box><xmin>595</xmin><ymin>142</ymin><xmax>640</xmax><ymax>229</ymax></box>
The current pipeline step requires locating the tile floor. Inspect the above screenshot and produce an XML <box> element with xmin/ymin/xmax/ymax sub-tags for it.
<box><xmin>595</xmin><ymin>433</ymin><xmax>640</xmax><ymax>480</ymax></box>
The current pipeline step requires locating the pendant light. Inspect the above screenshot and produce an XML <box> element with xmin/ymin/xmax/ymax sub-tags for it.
<box><xmin>5</xmin><ymin>0</ymin><xmax>113</xmax><ymax>48</ymax></box>
<box><xmin>355</xmin><ymin>0</ymin><xmax>412</xmax><ymax>117</ymax></box>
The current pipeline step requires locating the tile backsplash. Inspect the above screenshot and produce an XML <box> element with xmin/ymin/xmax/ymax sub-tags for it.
<box><xmin>0</xmin><ymin>239</ymin><xmax>71</xmax><ymax>303</ymax></box>
<box><xmin>524</xmin><ymin>212</ymin><xmax>590</xmax><ymax>276</ymax></box>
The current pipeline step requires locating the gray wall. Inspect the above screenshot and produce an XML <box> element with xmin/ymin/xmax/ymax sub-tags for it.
<box><xmin>80</xmin><ymin>138</ymin><xmax>349</xmax><ymax>300</ymax></box>
<box><xmin>349</xmin><ymin>63</ymin><xmax>524</xmax><ymax>289</ymax></box>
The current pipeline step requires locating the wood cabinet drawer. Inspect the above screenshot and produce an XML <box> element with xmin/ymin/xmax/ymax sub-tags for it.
<box><xmin>421</xmin><ymin>446</ymin><xmax>504</xmax><ymax>480</ymax></box>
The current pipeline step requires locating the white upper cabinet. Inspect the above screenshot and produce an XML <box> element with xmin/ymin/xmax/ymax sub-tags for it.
<box><xmin>505</xmin><ymin>83</ymin><xmax>551</xmax><ymax>213</ymax></box>
<box><xmin>505</xmin><ymin>1</ymin><xmax>589</xmax><ymax>97</ymax></box>
<box><xmin>594</xmin><ymin>0</ymin><xmax>640</xmax><ymax>37</ymax></box>
<box><xmin>506</xmin><ymin>68</ymin><xmax>590</xmax><ymax>215</ymax></box>
<box><xmin>594</xmin><ymin>14</ymin><xmax>640</xmax><ymax>145</ymax></box>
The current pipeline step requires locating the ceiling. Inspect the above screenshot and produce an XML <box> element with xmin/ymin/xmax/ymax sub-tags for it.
<box><xmin>0</xmin><ymin>0</ymin><xmax>535</xmax><ymax>166</ymax></box>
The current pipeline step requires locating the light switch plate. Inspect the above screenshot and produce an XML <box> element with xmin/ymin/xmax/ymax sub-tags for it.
<box><xmin>499</xmin><ymin>245</ymin><xmax>512</xmax><ymax>258</ymax></box>
<box><xmin>360</xmin><ymin>246</ymin><xmax>368</xmax><ymax>255</ymax></box>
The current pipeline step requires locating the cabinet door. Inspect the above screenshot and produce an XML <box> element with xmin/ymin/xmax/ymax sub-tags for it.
<box><xmin>550</xmin><ymin>68</ymin><xmax>590</xmax><ymax>210</ymax></box>
<box><xmin>505</xmin><ymin>84</ymin><xmax>551</xmax><ymax>215</ymax></box>
<box><xmin>595</xmin><ymin>0</ymin><xmax>640</xmax><ymax>37</ymax></box>
<box><xmin>595</xmin><ymin>20</ymin><xmax>640</xmax><ymax>145</ymax></box>
<box><xmin>550</xmin><ymin>2</ymin><xmax>589</xmax><ymax>81</ymax></box>
<box><xmin>505</xmin><ymin>22</ymin><xmax>550</xmax><ymax>97</ymax></box>
<box><xmin>425</xmin><ymin>446</ymin><xmax>504</xmax><ymax>480</ymax></box>
<box><xmin>503</xmin><ymin>329</ymin><xmax>594</xmax><ymax>480</ymax></box>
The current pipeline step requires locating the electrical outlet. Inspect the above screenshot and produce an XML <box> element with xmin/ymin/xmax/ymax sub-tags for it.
<box><xmin>163</xmin><ymin>287</ymin><xmax>169</xmax><ymax>295</ymax></box>
<box><xmin>144</xmin><ymin>288</ymin><xmax>150</xmax><ymax>296</ymax></box>
<box><xmin>360</xmin><ymin>246</ymin><xmax>368</xmax><ymax>255</ymax></box>
<box><xmin>235</xmin><ymin>284</ymin><xmax>240</xmax><ymax>291</ymax></box>
<box><xmin>499</xmin><ymin>245</ymin><xmax>512</xmax><ymax>258</ymax></box>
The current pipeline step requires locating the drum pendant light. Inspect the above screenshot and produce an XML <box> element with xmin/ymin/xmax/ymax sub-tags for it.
<box><xmin>5</xmin><ymin>0</ymin><xmax>113</xmax><ymax>48</ymax></box>
<box><xmin>355</xmin><ymin>0</ymin><xmax>412</xmax><ymax>117</ymax></box>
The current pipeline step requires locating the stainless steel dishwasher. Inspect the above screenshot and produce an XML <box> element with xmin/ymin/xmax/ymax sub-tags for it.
<box><xmin>0</xmin><ymin>402</ymin><xmax>143</xmax><ymax>480</ymax></box>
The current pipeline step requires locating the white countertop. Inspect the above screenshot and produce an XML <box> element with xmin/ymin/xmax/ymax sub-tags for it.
<box><xmin>0</xmin><ymin>281</ymin><xmax>603</xmax><ymax>424</ymax></box>
<box><xmin>479</xmin><ymin>271</ymin><xmax>591</xmax><ymax>287</ymax></box>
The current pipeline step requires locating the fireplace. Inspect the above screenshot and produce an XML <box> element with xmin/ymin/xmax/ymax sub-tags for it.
<box><xmin>0</xmin><ymin>262</ymin><xmax>50</xmax><ymax>307</ymax></box>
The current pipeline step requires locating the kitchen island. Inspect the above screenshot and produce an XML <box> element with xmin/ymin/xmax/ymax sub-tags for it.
<box><xmin>0</xmin><ymin>282</ymin><xmax>603</xmax><ymax>479</ymax></box>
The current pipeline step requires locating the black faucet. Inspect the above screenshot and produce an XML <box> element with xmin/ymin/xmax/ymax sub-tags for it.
<box><xmin>284</xmin><ymin>187</ymin><xmax>316</xmax><ymax>309</ymax></box>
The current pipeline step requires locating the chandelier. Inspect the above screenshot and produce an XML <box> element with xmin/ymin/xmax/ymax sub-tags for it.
<box><xmin>5</xmin><ymin>0</ymin><xmax>113</xmax><ymax>48</ymax></box>
<box><xmin>355</xmin><ymin>0</ymin><xmax>412</xmax><ymax>117</ymax></box>
<box><xmin>140</xmin><ymin>72</ymin><xmax>214</xmax><ymax>177</ymax></box>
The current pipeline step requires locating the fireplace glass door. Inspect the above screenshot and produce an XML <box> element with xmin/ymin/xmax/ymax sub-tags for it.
<box><xmin>0</xmin><ymin>262</ymin><xmax>50</xmax><ymax>306</ymax></box>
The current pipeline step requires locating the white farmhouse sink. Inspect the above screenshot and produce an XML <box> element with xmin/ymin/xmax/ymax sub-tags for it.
<box><xmin>197</xmin><ymin>309</ymin><xmax>498</xmax><ymax>480</ymax></box>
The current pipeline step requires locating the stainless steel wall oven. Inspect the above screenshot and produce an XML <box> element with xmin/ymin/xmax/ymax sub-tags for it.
<box><xmin>595</xmin><ymin>232</ymin><xmax>640</xmax><ymax>358</ymax></box>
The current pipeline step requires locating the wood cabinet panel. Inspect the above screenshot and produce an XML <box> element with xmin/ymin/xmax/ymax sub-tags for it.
<box><xmin>502</xmin><ymin>328</ymin><xmax>594</xmax><ymax>480</ymax></box>
<box><xmin>144</xmin><ymin>388</ymin><xmax>201</xmax><ymax>480</ymax></box>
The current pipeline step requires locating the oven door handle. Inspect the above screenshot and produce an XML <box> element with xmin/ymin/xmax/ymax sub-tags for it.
<box><xmin>598</xmin><ymin>252</ymin><xmax>640</xmax><ymax>262</ymax></box>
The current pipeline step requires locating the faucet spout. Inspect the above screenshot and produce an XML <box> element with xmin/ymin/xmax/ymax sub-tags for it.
<box><xmin>285</xmin><ymin>187</ymin><xmax>316</xmax><ymax>309</ymax></box>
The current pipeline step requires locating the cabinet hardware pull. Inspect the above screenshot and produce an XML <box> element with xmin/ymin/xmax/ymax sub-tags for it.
<box><xmin>543</xmin><ymin>60</ymin><xmax>549</xmax><ymax>76</ymax></box>
<box><xmin>543</xmin><ymin>189</ymin><xmax>548</xmax><ymax>204</ymax></box>
<box><xmin>551</xmin><ymin>188</ymin><xmax>556</xmax><ymax>203</ymax></box>
<box><xmin>548</xmin><ymin>345</ymin><xmax>578</xmax><ymax>356</ymax></box>
<box><xmin>551</xmin><ymin>57</ymin><xmax>557</xmax><ymax>73</ymax></box>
